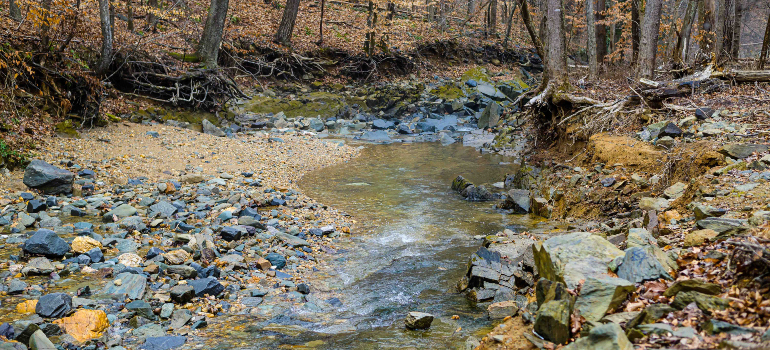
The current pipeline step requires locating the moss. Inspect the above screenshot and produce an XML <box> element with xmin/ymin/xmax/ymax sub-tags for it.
<box><xmin>167</xmin><ymin>52</ymin><xmax>201</xmax><ymax>63</ymax></box>
<box><xmin>55</xmin><ymin>120</ymin><xmax>80</xmax><ymax>138</ymax></box>
<box><xmin>105</xmin><ymin>113</ymin><xmax>121</xmax><ymax>122</ymax></box>
<box><xmin>461</xmin><ymin>67</ymin><xmax>492</xmax><ymax>83</ymax></box>
<box><xmin>430</xmin><ymin>85</ymin><xmax>465</xmax><ymax>100</ymax></box>
<box><xmin>243</xmin><ymin>91</ymin><xmax>346</xmax><ymax>118</ymax></box>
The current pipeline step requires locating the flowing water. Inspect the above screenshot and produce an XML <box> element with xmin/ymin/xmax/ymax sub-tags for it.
<box><xmin>260</xmin><ymin>141</ymin><xmax>541</xmax><ymax>349</ymax></box>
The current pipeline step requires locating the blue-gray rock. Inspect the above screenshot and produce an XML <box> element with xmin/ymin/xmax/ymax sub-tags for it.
<box><xmin>360</xmin><ymin>130</ymin><xmax>391</xmax><ymax>142</ymax></box>
<box><xmin>719</xmin><ymin>144</ymin><xmax>769</xmax><ymax>159</ymax></box>
<box><xmin>126</xmin><ymin>300</ymin><xmax>154</xmax><ymax>319</ymax></box>
<box><xmin>616</xmin><ymin>246</ymin><xmax>672</xmax><ymax>283</ymax></box>
<box><xmin>27</xmin><ymin>200</ymin><xmax>47</xmax><ymax>213</ymax></box>
<box><xmin>189</xmin><ymin>277</ymin><xmax>224</xmax><ymax>297</ymax></box>
<box><xmin>0</xmin><ymin>323</ymin><xmax>14</xmax><ymax>339</ymax></box>
<box><xmin>102</xmin><ymin>204</ymin><xmax>137</xmax><ymax>222</ymax></box>
<box><xmin>695</xmin><ymin>217</ymin><xmax>748</xmax><ymax>235</ymax></box>
<box><xmin>695</xmin><ymin>107</ymin><xmax>714</xmax><ymax>120</ymax></box>
<box><xmin>150</xmin><ymin>201</ymin><xmax>177</xmax><ymax>218</ymax></box>
<box><xmin>141</xmin><ymin>336</ymin><xmax>187</xmax><ymax>350</ymax></box>
<box><xmin>23</xmin><ymin>160</ymin><xmax>74</xmax><ymax>194</ymax></box>
<box><xmin>265</xmin><ymin>252</ymin><xmax>286</xmax><ymax>269</ymax></box>
<box><xmin>202</xmin><ymin>119</ymin><xmax>225</xmax><ymax>137</ymax></box>
<box><xmin>372</xmin><ymin>119</ymin><xmax>395</xmax><ymax>130</ymax></box>
<box><xmin>478</xmin><ymin>102</ymin><xmax>501</xmax><ymax>129</ymax></box>
<box><xmin>501</xmin><ymin>189</ymin><xmax>530</xmax><ymax>213</ymax></box>
<box><xmin>22</xmin><ymin>229</ymin><xmax>70</xmax><ymax>257</ymax></box>
<box><xmin>101</xmin><ymin>272</ymin><xmax>147</xmax><ymax>300</ymax></box>
<box><xmin>86</xmin><ymin>247</ymin><xmax>104</xmax><ymax>263</ymax></box>
<box><xmin>170</xmin><ymin>285</ymin><xmax>195</xmax><ymax>304</ymax></box>
<box><xmin>35</xmin><ymin>293</ymin><xmax>72</xmax><ymax>318</ymax></box>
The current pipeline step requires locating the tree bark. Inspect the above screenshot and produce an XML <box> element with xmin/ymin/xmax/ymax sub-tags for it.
<box><xmin>147</xmin><ymin>0</ymin><xmax>158</xmax><ymax>32</ymax></box>
<box><xmin>10</xmin><ymin>0</ymin><xmax>22</xmax><ymax>21</ymax></box>
<box><xmin>715</xmin><ymin>0</ymin><xmax>733</xmax><ymax>63</ymax></box>
<box><xmin>127</xmin><ymin>0</ymin><xmax>134</xmax><ymax>31</ymax></box>
<box><xmin>274</xmin><ymin>0</ymin><xmax>300</xmax><ymax>45</ymax></box>
<box><xmin>673</xmin><ymin>0</ymin><xmax>697</xmax><ymax>64</ymax></box>
<box><xmin>503</xmin><ymin>0</ymin><xmax>517</xmax><ymax>47</ymax></box>
<box><xmin>759</xmin><ymin>11</ymin><xmax>770</xmax><ymax>69</ymax></box>
<box><xmin>516</xmin><ymin>0</ymin><xmax>545</xmax><ymax>62</ymax></box>
<box><xmin>318</xmin><ymin>0</ymin><xmax>325</xmax><ymax>45</ymax></box>
<box><xmin>631</xmin><ymin>0</ymin><xmax>640</xmax><ymax>64</ymax></box>
<box><xmin>199</xmin><ymin>0</ymin><xmax>230</xmax><ymax>66</ymax></box>
<box><xmin>545</xmin><ymin>0</ymin><xmax>565</xmax><ymax>83</ymax></box>
<box><xmin>587</xmin><ymin>0</ymin><xmax>597</xmax><ymax>78</ymax></box>
<box><xmin>730</xmin><ymin>0</ymin><xmax>741</xmax><ymax>59</ymax></box>
<box><xmin>637</xmin><ymin>0</ymin><xmax>663</xmax><ymax>78</ymax></box>
<box><xmin>698</xmin><ymin>0</ymin><xmax>714</xmax><ymax>55</ymax></box>
<box><xmin>488</xmin><ymin>0</ymin><xmax>497</xmax><ymax>36</ymax></box>
<box><xmin>469</xmin><ymin>0</ymin><xmax>477</xmax><ymax>15</ymax></box>
<box><xmin>595</xmin><ymin>0</ymin><xmax>606</xmax><ymax>64</ymax></box>
<box><xmin>97</xmin><ymin>0</ymin><xmax>113</xmax><ymax>74</ymax></box>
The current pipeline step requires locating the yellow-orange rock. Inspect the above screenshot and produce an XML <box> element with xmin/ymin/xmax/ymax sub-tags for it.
<box><xmin>72</xmin><ymin>236</ymin><xmax>103</xmax><ymax>254</ymax></box>
<box><xmin>16</xmin><ymin>299</ymin><xmax>38</xmax><ymax>314</ymax></box>
<box><xmin>54</xmin><ymin>309</ymin><xmax>110</xmax><ymax>342</ymax></box>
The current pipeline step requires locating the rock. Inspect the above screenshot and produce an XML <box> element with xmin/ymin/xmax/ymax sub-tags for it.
<box><xmin>531</xmin><ymin>198</ymin><xmax>552</xmax><ymax>218</ymax></box>
<box><xmin>188</xmin><ymin>277</ymin><xmax>224</xmax><ymax>297</ymax></box>
<box><xmin>404</xmin><ymin>312</ymin><xmax>434</xmax><ymax>330</ymax></box>
<box><xmin>460</xmin><ymin>185</ymin><xmax>494</xmax><ymax>201</ymax></box>
<box><xmin>101</xmin><ymin>272</ymin><xmax>147</xmax><ymax>300</ymax></box>
<box><xmin>719</xmin><ymin>144</ymin><xmax>769</xmax><ymax>159</ymax></box>
<box><xmin>693</xmin><ymin>203</ymin><xmax>727</xmax><ymax>220</ymax></box>
<box><xmin>170</xmin><ymin>285</ymin><xmax>195</xmax><ymax>304</ymax></box>
<box><xmin>202</xmin><ymin>119</ymin><xmax>226</xmax><ymax>137</ymax></box>
<box><xmin>0</xmin><ymin>323</ymin><xmax>14</xmax><ymax>339</ymax></box>
<box><xmin>703</xmin><ymin>319</ymin><xmax>759</xmax><ymax>335</ymax></box>
<box><xmin>440</xmin><ymin>133</ymin><xmax>456</xmax><ymax>145</ymax></box>
<box><xmin>22</xmin><ymin>229</ymin><xmax>70</xmax><ymax>258</ymax></box>
<box><xmin>695</xmin><ymin>218</ymin><xmax>748</xmax><ymax>236</ymax></box>
<box><xmin>501</xmin><ymin>189</ymin><xmax>530</xmax><ymax>213</ymax></box>
<box><xmin>488</xmin><ymin>300</ymin><xmax>519</xmax><ymax>319</ymax></box>
<box><xmin>664</xmin><ymin>279</ymin><xmax>721</xmax><ymax>298</ymax></box>
<box><xmin>102</xmin><ymin>204</ymin><xmax>137</xmax><ymax>222</ymax></box>
<box><xmin>126</xmin><ymin>300</ymin><xmax>154</xmax><ymax>319</ymax></box>
<box><xmin>656</xmin><ymin>136</ymin><xmax>675</xmax><ymax>148</ymax></box>
<box><xmin>534</xmin><ymin>300</ymin><xmax>571</xmax><ymax>345</ymax></box>
<box><xmin>180</xmin><ymin>174</ymin><xmax>204</xmax><ymax>184</ymax></box>
<box><xmin>16</xmin><ymin>300</ymin><xmax>38</xmax><ymax>314</ymax></box>
<box><xmin>53</xmin><ymin>309</ymin><xmax>109</xmax><ymax>342</ymax></box>
<box><xmin>8</xmin><ymin>279</ymin><xmax>28</xmax><ymax>294</ymax></box>
<box><xmin>532</xmin><ymin>232</ymin><xmax>625</xmax><ymax>289</ymax></box>
<box><xmin>265</xmin><ymin>252</ymin><xmax>286</xmax><ymax>269</ymax></box>
<box><xmin>142</xmin><ymin>336</ymin><xmax>187</xmax><ymax>350</ymax></box>
<box><xmin>27</xmin><ymin>200</ymin><xmax>47</xmax><ymax>213</ymax></box>
<box><xmin>71</xmin><ymin>236</ymin><xmax>102</xmax><ymax>254</ymax></box>
<box><xmin>695</xmin><ymin>107</ymin><xmax>714</xmax><ymax>120</ymax></box>
<box><xmin>670</xmin><ymin>291</ymin><xmax>729</xmax><ymax>313</ymax></box>
<box><xmin>372</xmin><ymin>119</ymin><xmax>395</xmax><ymax>130</ymax></box>
<box><xmin>118</xmin><ymin>253</ymin><xmax>142</xmax><ymax>267</ymax></box>
<box><xmin>663</xmin><ymin>182</ymin><xmax>687</xmax><ymax>200</ymax></box>
<box><xmin>150</xmin><ymin>201</ymin><xmax>177</xmax><ymax>218</ymax></box>
<box><xmin>23</xmin><ymin>160</ymin><xmax>74</xmax><ymax>194</ymax></box>
<box><xmin>28</xmin><ymin>330</ymin><xmax>56</xmax><ymax>350</ymax></box>
<box><xmin>25</xmin><ymin>257</ymin><xmax>55</xmax><ymax>275</ymax></box>
<box><xmin>683</xmin><ymin>229</ymin><xmax>718</xmax><ymax>247</ymax></box>
<box><xmin>658</xmin><ymin>122</ymin><xmax>682</xmax><ymax>138</ymax></box>
<box><xmin>165</xmin><ymin>265</ymin><xmax>197</xmax><ymax>279</ymax></box>
<box><xmin>360</xmin><ymin>130</ymin><xmax>391</xmax><ymax>142</ymax></box>
<box><xmin>35</xmin><ymin>293</ymin><xmax>72</xmax><ymax>318</ymax></box>
<box><xmin>574</xmin><ymin>276</ymin><xmax>635</xmax><ymax>322</ymax></box>
<box><xmin>639</xmin><ymin>197</ymin><xmax>669</xmax><ymax>211</ymax></box>
<box><xmin>616</xmin><ymin>246</ymin><xmax>672</xmax><ymax>283</ymax></box>
<box><xmin>478</xmin><ymin>102</ymin><xmax>501</xmax><ymax>129</ymax></box>
<box><xmin>626</xmin><ymin>228</ymin><xmax>657</xmax><ymax>248</ymax></box>
<box><xmin>626</xmin><ymin>304</ymin><xmax>676</xmax><ymax>329</ymax></box>
<box><xmin>170</xmin><ymin>309</ymin><xmax>192</xmax><ymax>329</ymax></box>
<box><xmin>163</xmin><ymin>249</ymin><xmax>191</xmax><ymax>265</ymax></box>
<box><xmin>563</xmin><ymin>323</ymin><xmax>633</xmax><ymax>350</ymax></box>
<box><xmin>601</xmin><ymin>177</ymin><xmax>616</xmax><ymax>187</ymax></box>
<box><xmin>477</xmin><ymin>83</ymin><xmax>507</xmax><ymax>100</ymax></box>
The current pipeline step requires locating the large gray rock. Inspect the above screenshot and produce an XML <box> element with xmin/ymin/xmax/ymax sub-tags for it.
<box><xmin>150</xmin><ymin>201</ymin><xmax>177</xmax><ymax>218</ymax></box>
<box><xmin>102</xmin><ymin>204</ymin><xmax>138</xmax><ymax>222</ymax></box>
<box><xmin>626</xmin><ymin>304</ymin><xmax>676</xmax><ymax>329</ymax></box>
<box><xmin>532</xmin><ymin>232</ymin><xmax>625</xmax><ymax>289</ymax></box>
<box><xmin>695</xmin><ymin>217</ymin><xmax>748</xmax><ymax>236</ymax></box>
<box><xmin>23</xmin><ymin>160</ymin><xmax>74</xmax><ymax>194</ymax></box>
<box><xmin>500</xmin><ymin>189</ymin><xmax>530</xmax><ymax>213</ymax></box>
<box><xmin>719</xmin><ymin>143</ymin><xmax>769</xmax><ymax>159</ymax></box>
<box><xmin>202</xmin><ymin>119</ymin><xmax>225</xmax><ymax>137</ymax></box>
<box><xmin>22</xmin><ymin>229</ymin><xmax>70</xmax><ymax>258</ymax></box>
<box><xmin>693</xmin><ymin>203</ymin><xmax>727</xmax><ymax>220</ymax></box>
<box><xmin>360</xmin><ymin>130</ymin><xmax>391</xmax><ymax>142</ymax></box>
<box><xmin>670</xmin><ymin>291</ymin><xmax>729</xmax><ymax>313</ymax></box>
<box><xmin>663</xmin><ymin>279</ymin><xmax>721</xmax><ymax>297</ymax></box>
<box><xmin>28</xmin><ymin>329</ymin><xmax>57</xmax><ymax>350</ymax></box>
<box><xmin>626</xmin><ymin>228</ymin><xmax>657</xmax><ymax>248</ymax></box>
<box><xmin>478</xmin><ymin>102</ymin><xmax>501</xmax><ymax>129</ymax></box>
<box><xmin>101</xmin><ymin>272</ymin><xmax>147</xmax><ymax>300</ymax></box>
<box><xmin>188</xmin><ymin>277</ymin><xmax>224</xmax><ymax>297</ymax></box>
<box><xmin>534</xmin><ymin>299</ymin><xmax>571</xmax><ymax>345</ymax></box>
<box><xmin>616</xmin><ymin>246</ymin><xmax>672</xmax><ymax>283</ymax></box>
<box><xmin>35</xmin><ymin>293</ymin><xmax>72</xmax><ymax>318</ymax></box>
<box><xmin>563</xmin><ymin>323</ymin><xmax>633</xmax><ymax>350</ymax></box>
<box><xmin>575</xmin><ymin>276</ymin><xmax>635</xmax><ymax>322</ymax></box>
<box><xmin>404</xmin><ymin>311</ymin><xmax>434</xmax><ymax>330</ymax></box>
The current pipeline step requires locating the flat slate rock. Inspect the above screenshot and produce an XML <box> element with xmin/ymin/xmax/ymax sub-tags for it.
<box><xmin>616</xmin><ymin>246</ymin><xmax>672</xmax><ymax>283</ymax></box>
<box><xmin>101</xmin><ymin>272</ymin><xmax>147</xmax><ymax>300</ymax></box>
<box><xmin>141</xmin><ymin>336</ymin><xmax>187</xmax><ymax>350</ymax></box>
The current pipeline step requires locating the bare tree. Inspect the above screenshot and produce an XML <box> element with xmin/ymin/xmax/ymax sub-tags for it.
<box><xmin>715</xmin><ymin>0</ymin><xmax>734</xmax><ymax>63</ymax></box>
<box><xmin>503</xmin><ymin>0</ymin><xmax>518</xmax><ymax>47</ymax></box>
<box><xmin>631</xmin><ymin>0</ymin><xmax>640</xmax><ymax>64</ymax></box>
<box><xmin>97</xmin><ymin>0</ymin><xmax>113</xmax><ymax>74</ymax></box>
<box><xmin>488</xmin><ymin>0</ymin><xmax>497</xmax><ymax>36</ymax></box>
<box><xmin>9</xmin><ymin>0</ymin><xmax>22</xmax><ymax>21</ymax></box>
<box><xmin>637</xmin><ymin>0</ymin><xmax>663</xmax><ymax>78</ymax></box>
<box><xmin>516</xmin><ymin>0</ymin><xmax>545</xmax><ymax>62</ymax></box>
<box><xmin>317</xmin><ymin>0</ymin><xmax>326</xmax><ymax>45</ymax></box>
<box><xmin>274</xmin><ymin>0</ymin><xmax>301</xmax><ymax>44</ymax></box>
<box><xmin>198</xmin><ymin>0</ymin><xmax>230</xmax><ymax>66</ymax></box>
<box><xmin>759</xmin><ymin>11</ymin><xmax>770</xmax><ymax>69</ymax></box>
<box><xmin>730</xmin><ymin>0</ymin><xmax>742</xmax><ymax>58</ymax></box>
<box><xmin>595</xmin><ymin>0</ymin><xmax>606</xmax><ymax>64</ymax></box>
<box><xmin>673</xmin><ymin>0</ymin><xmax>698</xmax><ymax>64</ymax></box>
<box><xmin>587</xmin><ymin>0</ymin><xmax>597</xmax><ymax>78</ymax></box>
<box><xmin>698</xmin><ymin>0</ymin><xmax>714</xmax><ymax>56</ymax></box>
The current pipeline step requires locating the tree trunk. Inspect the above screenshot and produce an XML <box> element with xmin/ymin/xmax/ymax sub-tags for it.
<box><xmin>595</xmin><ymin>0</ymin><xmax>606</xmax><ymax>64</ymax></box>
<box><xmin>637</xmin><ymin>0</ymin><xmax>663</xmax><ymax>78</ymax></box>
<box><xmin>10</xmin><ymin>0</ymin><xmax>22</xmax><ymax>21</ymax></box>
<box><xmin>545</xmin><ymin>0</ymin><xmax>565</xmax><ymax>83</ymax></box>
<box><xmin>147</xmin><ymin>0</ymin><xmax>158</xmax><ymax>32</ymax></box>
<box><xmin>730</xmin><ymin>0</ymin><xmax>741</xmax><ymax>59</ymax></box>
<box><xmin>698</xmin><ymin>0</ymin><xmax>714</xmax><ymax>55</ymax></box>
<box><xmin>97</xmin><ymin>0</ymin><xmax>113</xmax><ymax>74</ymax></box>
<box><xmin>631</xmin><ymin>0</ymin><xmax>640</xmax><ymax>64</ymax></box>
<box><xmin>673</xmin><ymin>0</ymin><xmax>697</xmax><ymax>63</ymax></box>
<box><xmin>715</xmin><ymin>0</ymin><xmax>733</xmax><ymax>63</ymax></box>
<box><xmin>274</xmin><ymin>0</ymin><xmax>300</xmax><ymax>45</ymax></box>
<box><xmin>516</xmin><ymin>0</ymin><xmax>545</xmax><ymax>62</ymax></box>
<box><xmin>587</xmin><ymin>0</ymin><xmax>597</xmax><ymax>78</ymax></box>
<box><xmin>127</xmin><ymin>0</ymin><xmax>134</xmax><ymax>31</ymax></box>
<box><xmin>488</xmin><ymin>0</ymin><xmax>497</xmax><ymax>36</ymax></box>
<box><xmin>469</xmin><ymin>0</ymin><xmax>477</xmax><ymax>15</ymax></box>
<box><xmin>503</xmin><ymin>0</ymin><xmax>517</xmax><ymax>47</ymax></box>
<box><xmin>759</xmin><ymin>11</ymin><xmax>770</xmax><ymax>69</ymax></box>
<box><xmin>198</xmin><ymin>0</ymin><xmax>230</xmax><ymax>66</ymax></box>
<box><xmin>318</xmin><ymin>0</ymin><xmax>325</xmax><ymax>45</ymax></box>
<box><xmin>40</xmin><ymin>0</ymin><xmax>53</xmax><ymax>52</ymax></box>
<box><xmin>439</xmin><ymin>0</ymin><xmax>446</xmax><ymax>31</ymax></box>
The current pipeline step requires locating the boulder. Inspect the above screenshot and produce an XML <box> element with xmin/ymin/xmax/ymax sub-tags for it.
<box><xmin>102</xmin><ymin>204</ymin><xmax>137</xmax><ymax>222</ymax></box>
<box><xmin>404</xmin><ymin>312</ymin><xmax>434</xmax><ymax>330</ymax></box>
<box><xmin>695</xmin><ymin>218</ymin><xmax>748</xmax><ymax>236</ymax></box>
<box><xmin>563</xmin><ymin>323</ymin><xmax>633</xmax><ymax>350</ymax></box>
<box><xmin>142</xmin><ymin>336</ymin><xmax>187</xmax><ymax>350</ymax></box>
<box><xmin>202</xmin><ymin>119</ymin><xmax>226</xmax><ymax>137</ymax></box>
<box><xmin>534</xmin><ymin>300</ymin><xmax>571</xmax><ymax>345</ymax></box>
<box><xmin>478</xmin><ymin>102</ymin><xmax>501</xmax><ymax>129</ymax></box>
<box><xmin>663</xmin><ymin>182</ymin><xmax>687</xmax><ymax>199</ymax></box>
<box><xmin>719</xmin><ymin>144</ymin><xmax>769</xmax><ymax>159</ymax></box>
<box><xmin>53</xmin><ymin>309</ymin><xmax>109</xmax><ymax>342</ymax></box>
<box><xmin>664</xmin><ymin>279</ymin><xmax>721</xmax><ymax>297</ymax></box>
<box><xmin>683</xmin><ymin>229</ymin><xmax>718</xmax><ymax>247</ymax></box>
<box><xmin>35</xmin><ymin>293</ymin><xmax>72</xmax><ymax>318</ymax></box>
<box><xmin>28</xmin><ymin>330</ymin><xmax>57</xmax><ymax>350</ymax></box>
<box><xmin>170</xmin><ymin>285</ymin><xmax>195</xmax><ymax>304</ymax></box>
<box><xmin>488</xmin><ymin>300</ymin><xmax>519</xmax><ymax>319</ymax></box>
<box><xmin>188</xmin><ymin>277</ymin><xmax>224</xmax><ymax>297</ymax></box>
<box><xmin>626</xmin><ymin>228</ymin><xmax>657</xmax><ymax>249</ymax></box>
<box><xmin>532</xmin><ymin>232</ymin><xmax>625</xmax><ymax>289</ymax></box>
<box><xmin>695</xmin><ymin>107</ymin><xmax>714</xmax><ymax>120</ymax></box>
<box><xmin>23</xmin><ymin>160</ymin><xmax>74</xmax><ymax>194</ymax></box>
<box><xmin>616</xmin><ymin>246</ymin><xmax>673</xmax><ymax>283</ymax></box>
<box><xmin>71</xmin><ymin>236</ymin><xmax>102</xmax><ymax>254</ymax></box>
<box><xmin>163</xmin><ymin>249</ymin><xmax>191</xmax><ymax>265</ymax></box>
<box><xmin>670</xmin><ymin>291</ymin><xmax>729</xmax><ymax>313</ymax></box>
<box><xmin>22</xmin><ymin>229</ymin><xmax>70</xmax><ymax>258</ymax></box>
<box><xmin>692</xmin><ymin>203</ymin><xmax>727</xmax><ymax>220</ymax></box>
<box><xmin>101</xmin><ymin>272</ymin><xmax>147</xmax><ymax>300</ymax></box>
<box><xmin>703</xmin><ymin>319</ymin><xmax>759</xmax><ymax>335</ymax></box>
<box><xmin>626</xmin><ymin>304</ymin><xmax>676</xmax><ymax>329</ymax></box>
<box><xmin>150</xmin><ymin>201</ymin><xmax>178</xmax><ymax>218</ymax></box>
<box><xmin>24</xmin><ymin>257</ymin><xmax>55</xmax><ymax>275</ymax></box>
<box><xmin>531</xmin><ymin>198</ymin><xmax>552</xmax><ymax>218</ymax></box>
<box><xmin>575</xmin><ymin>276</ymin><xmax>635</xmax><ymax>322</ymax></box>
<box><xmin>500</xmin><ymin>189</ymin><xmax>530</xmax><ymax>213</ymax></box>
<box><xmin>265</xmin><ymin>252</ymin><xmax>286</xmax><ymax>269</ymax></box>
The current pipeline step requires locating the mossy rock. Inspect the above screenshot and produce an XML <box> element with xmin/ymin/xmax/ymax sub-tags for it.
<box><xmin>167</xmin><ymin>52</ymin><xmax>201</xmax><ymax>63</ymax></box>
<box><xmin>430</xmin><ymin>85</ymin><xmax>465</xmax><ymax>100</ymax></box>
<box><xmin>461</xmin><ymin>67</ymin><xmax>492</xmax><ymax>83</ymax></box>
<box><xmin>55</xmin><ymin>120</ymin><xmax>80</xmax><ymax>138</ymax></box>
<box><xmin>244</xmin><ymin>91</ymin><xmax>347</xmax><ymax>118</ymax></box>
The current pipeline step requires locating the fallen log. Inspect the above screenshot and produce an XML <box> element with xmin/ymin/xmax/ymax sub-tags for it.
<box><xmin>711</xmin><ymin>70</ymin><xmax>770</xmax><ymax>82</ymax></box>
